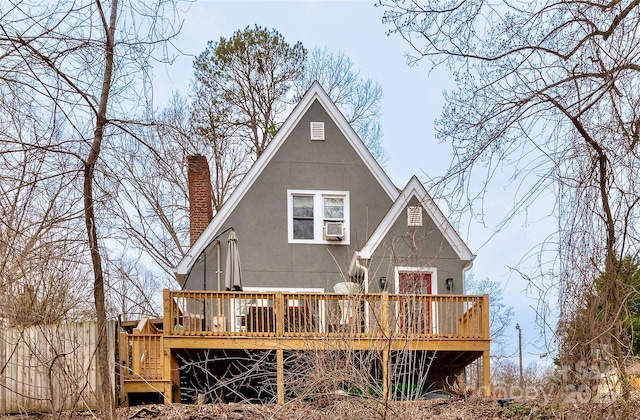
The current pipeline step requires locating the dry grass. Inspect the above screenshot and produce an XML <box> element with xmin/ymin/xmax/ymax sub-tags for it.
<box><xmin>4</xmin><ymin>395</ymin><xmax>639</xmax><ymax>420</ymax></box>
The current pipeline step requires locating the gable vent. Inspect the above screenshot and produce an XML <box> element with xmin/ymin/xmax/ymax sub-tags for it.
<box><xmin>407</xmin><ymin>206</ymin><xmax>423</xmax><ymax>227</ymax></box>
<box><xmin>310</xmin><ymin>122</ymin><xmax>325</xmax><ymax>140</ymax></box>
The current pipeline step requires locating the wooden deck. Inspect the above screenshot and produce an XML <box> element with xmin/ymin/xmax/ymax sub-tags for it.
<box><xmin>120</xmin><ymin>290</ymin><xmax>490</xmax><ymax>404</ymax></box>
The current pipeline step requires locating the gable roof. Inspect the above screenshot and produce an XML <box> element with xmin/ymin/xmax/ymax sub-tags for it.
<box><xmin>359</xmin><ymin>176</ymin><xmax>474</xmax><ymax>265</ymax></box>
<box><xmin>175</xmin><ymin>81</ymin><xmax>399</xmax><ymax>275</ymax></box>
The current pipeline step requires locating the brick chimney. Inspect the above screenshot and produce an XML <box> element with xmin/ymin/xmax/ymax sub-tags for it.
<box><xmin>187</xmin><ymin>155</ymin><xmax>213</xmax><ymax>246</ymax></box>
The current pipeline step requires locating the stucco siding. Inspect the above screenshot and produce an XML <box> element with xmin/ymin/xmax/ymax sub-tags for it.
<box><xmin>185</xmin><ymin>99</ymin><xmax>393</xmax><ymax>292</ymax></box>
<box><xmin>368</xmin><ymin>196</ymin><xmax>465</xmax><ymax>294</ymax></box>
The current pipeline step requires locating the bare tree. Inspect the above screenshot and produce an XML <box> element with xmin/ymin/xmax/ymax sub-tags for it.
<box><xmin>295</xmin><ymin>47</ymin><xmax>386</xmax><ymax>163</ymax></box>
<box><xmin>105</xmin><ymin>253</ymin><xmax>164</xmax><ymax>321</ymax></box>
<box><xmin>0</xmin><ymin>1</ymin><xmax>181</xmax><ymax>416</ymax></box>
<box><xmin>465</xmin><ymin>275</ymin><xmax>515</xmax><ymax>361</ymax></box>
<box><xmin>0</xmin><ymin>81</ymin><xmax>91</xmax><ymax>326</ymax></box>
<box><xmin>111</xmin><ymin>95</ymin><xmax>193</xmax><ymax>280</ymax></box>
<box><xmin>110</xmin><ymin>91</ymin><xmax>249</xmax><ymax>291</ymax></box>
<box><xmin>189</xmin><ymin>89</ymin><xmax>250</xmax><ymax>211</ymax></box>
<box><xmin>190</xmin><ymin>30</ymin><xmax>386</xmax><ymax>209</ymax></box>
<box><xmin>113</xmin><ymin>24</ymin><xmax>303</xmax><ymax>286</ymax></box>
<box><xmin>379</xmin><ymin>0</ymin><xmax>640</xmax><ymax>403</ymax></box>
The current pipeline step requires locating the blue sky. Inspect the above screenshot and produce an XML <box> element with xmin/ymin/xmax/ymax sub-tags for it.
<box><xmin>153</xmin><ymin>0</ymin><xmax>556</xmax><ymax>366</ymax></box>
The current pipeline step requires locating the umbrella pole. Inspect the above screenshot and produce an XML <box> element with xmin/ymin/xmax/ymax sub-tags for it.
<box><xmin>216</xmin><ymin>240</ymin><xmax>221</xmax><ymax>316</ymax></box>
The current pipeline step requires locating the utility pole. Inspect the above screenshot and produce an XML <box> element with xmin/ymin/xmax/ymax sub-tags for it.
<box><xmin>515</xmin><ymin>323</ymin><xmax>523</xmax><ymax>388</ymax></box>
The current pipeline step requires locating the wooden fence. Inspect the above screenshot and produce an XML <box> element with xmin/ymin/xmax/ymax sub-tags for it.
<box><xmin>0</xmin><ymin>321</ymin><xmax>116</xmax><ymax>415</ymax></box>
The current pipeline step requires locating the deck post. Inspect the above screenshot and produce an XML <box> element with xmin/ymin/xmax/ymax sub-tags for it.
<box><xmin>275</xmin><ymin>292</ymin><xmax>285</xmax><ymax>403</ymax></box>
<box><xmin>163</xmin><ymin>348</ymin><xmax>173</xmax><ymax>404</ymax></box>
<box><xmin>481</xmin><ymin>294</ymin><xmax>491</xmax><ymax>396</ymax></box>
<box><xmin>382</xmin><ymin>349</ymin><xmax>390</xmax><ymax>401</ymax></box>
<box><xmin>171</xmin><ymin>346</ymin><xmax>181</xmax><ymax>403</ymax></box>
<box><xmin>380</xmin><ymin>292</ymin><xmax>390</xmax><ymax>338</ymax></box>
<box><xmin>381</xmin><ymin>293</ymin><xmax>391</xmax><ymax>400</ymax></box>
<box><xmin>163</xmin><ymin>289</ymin><xmax>171</xmax><ymax>333</ymax></box>
<box><xmin>275</xmin><ymin>292</ymin><xmax>284</xmax><ymax>338</ymax></box>
<box><xmin>482</xmin><ymin>350</ymin><xmax>491</xmax><ymax>396</ymax></box>
<box><xmin>481</xmin><ymin>294</ymin><xmax>490</xmax><ymax>339</ymax></box>
<box><xmin>131</xmin><ymin>338</ymin><xmax>141</xmax><ymax>380</ymax></box>
<box><xmin>276</xmin><ymin>348</ymin><xmax>284</xmax><ymax>404</ymax></box>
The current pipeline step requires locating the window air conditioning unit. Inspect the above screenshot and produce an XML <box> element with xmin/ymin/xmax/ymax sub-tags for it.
<box><xmin>324</xmin><ymin>222</ymin><xmax>344</xmax><ymax>241</ymax></box>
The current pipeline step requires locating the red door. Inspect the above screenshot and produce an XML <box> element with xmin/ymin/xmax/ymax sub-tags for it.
<box><xmin>399</xmin><ymin>272</ymin><xmax>432</xmax><ymax>294</ymax></box>
<box><xmin>398</xmin><ymin>272</ymin><xmax>432</xmax><ymax>334</ymax></box>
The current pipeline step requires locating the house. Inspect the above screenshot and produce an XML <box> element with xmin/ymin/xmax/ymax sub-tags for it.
<box><xmin>177</xmin><ymin>81</ymin><xmax>473</xmax><ymax>295</ymax></box>
<box><xmin>120</xmin><ymin>82</ymin><xmax>490</xmax><ymax>405</ymax></box>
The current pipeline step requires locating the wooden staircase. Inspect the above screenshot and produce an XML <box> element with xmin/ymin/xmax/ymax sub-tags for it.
<box><xmin>119</xmin><ymin>318</ymin><xmax>177</xmax><ymax>406</ymax></box>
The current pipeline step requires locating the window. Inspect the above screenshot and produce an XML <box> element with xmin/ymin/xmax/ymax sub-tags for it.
<box><xmin>288</xmin><ymin>190</ymin><xmax>349</xmax><ymax>244</ymax></box>
<box><xmin>292</xmin><ymin>195</ymin><xmax>314</xmax><ymax>240</ymax></box>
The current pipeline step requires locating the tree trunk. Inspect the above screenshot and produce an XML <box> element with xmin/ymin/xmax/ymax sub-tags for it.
<box><xmin>596</xmin><ymin>147</ymin><xmax>629</xmax><ymax>403</ymax></box>
<box><xmin>83</xmin><ymin>1</ymin><xmax>118</xmax><ymax>418</ymax></box>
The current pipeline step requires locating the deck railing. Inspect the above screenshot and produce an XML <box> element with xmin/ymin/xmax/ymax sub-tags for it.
<box><xmin>122</xmin><ymin>334</ymin><xmax>163</xmax><ymax>381</ymax></box>
<box><xmin>162</xmin><ymin>290</ymin><xmax>489</xmax><ymax>341</ymax></box>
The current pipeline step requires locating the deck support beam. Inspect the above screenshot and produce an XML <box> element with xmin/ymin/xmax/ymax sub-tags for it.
<box><xmin>163</xmin><ymin>348</ymin><xmax>173</xmax><ymax>404</ymax></box>
<box><xmin>381</xmin><ymin>293</ymin><xmax>391</xmax><ymax>401</ymax></box>
<box><xmin>382</xmin><ymin>349</ymin><xmax>390</xmax><ymax>401</ymax></box>
<box><xmin>481</xmin><ymin>294</ymin><xmax>491</xmax><ymax>396</ymax></box>
<box><xmin>482</xmin><ymin>350</ymin><xmax>491</xmax><ymax>396</ymax></box>
<box><xmin>276</xmin><ymin>348</ymin><xmax>284</xmax><ymax>404</ymax></box>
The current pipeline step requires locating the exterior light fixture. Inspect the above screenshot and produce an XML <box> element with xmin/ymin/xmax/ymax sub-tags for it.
<box><xmin>446</xmin><ymin>278</ymin><xmax>453</xmax><ymax>291</ymax></box>
<box><xmin>379</xmin><ymin>277</ymin><xmax>387</xmax><ymax>290</ymax></box>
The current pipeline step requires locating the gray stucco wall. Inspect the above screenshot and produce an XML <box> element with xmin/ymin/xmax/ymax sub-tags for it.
<box><xmin>185</xmin><ymin>99</ymin><xmax>394</xmax><ymax>292</ymax></box>
<box><xmin>367</xmin><ymin>196</ymin><xmax>467</xmax><ymax>294</ymax></box>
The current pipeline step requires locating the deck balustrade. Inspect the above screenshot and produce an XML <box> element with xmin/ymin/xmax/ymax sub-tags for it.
<box><xmin>122</xmin><ymin>334</ymin><xmax>163</xmax><ymax>381</ymax></box>
<box><xmin>162</xmin><ymin>290</ymin><xmax>489</xmax><ymax>341</ymax></box>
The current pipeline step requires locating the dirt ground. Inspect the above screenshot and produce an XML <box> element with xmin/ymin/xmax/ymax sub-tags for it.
<box><xmin>115</xmin><ymin>397</ymin><xmax>519</xmax><ymax>419</ymax></box>
<box><xmin>2</xmin><ymin>395</ymin><xmax>639</xmax><ymax>419</ymax></box>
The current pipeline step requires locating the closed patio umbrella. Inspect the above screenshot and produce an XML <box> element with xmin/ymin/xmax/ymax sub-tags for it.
<box><xmin>225</xmin><ymin>231</ymin><xmax>243</xmax><ymax>291</ymax></box>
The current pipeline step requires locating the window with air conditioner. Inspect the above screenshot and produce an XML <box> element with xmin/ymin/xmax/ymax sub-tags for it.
<box><xmin>288</xmin><ymin>190</ymin><xmax>349</xmax><ymax>244</ymax></box>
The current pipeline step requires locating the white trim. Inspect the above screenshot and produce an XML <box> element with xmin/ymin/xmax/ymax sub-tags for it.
<box><xmin>394</xmin><ymin>266</ymin><xmax>438</xmax><ymax>295</ymax></box>
<box><xmin>462</xmin><ymin>259</ymin><xmax>474</xmax><ymax>295</ymax></box>
<box><xmin>176</xmin><ymin>82</ymin><xmax>397</xmax><ymax>275</ymax></box>
<box><xmin>362</xmin><ymin>261</ymin><xmax>370</xmax><ymax>294</ymax></box>
<box><xmin>359</xmin><ymin>176</ymin><xmax>474</xmax><ymax>263</ymax></box>
<box><xmin>287</xmin><ymin>189</ymin><xmax>350</xmax><ymax>245</ymax></box>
